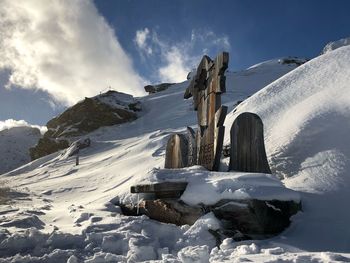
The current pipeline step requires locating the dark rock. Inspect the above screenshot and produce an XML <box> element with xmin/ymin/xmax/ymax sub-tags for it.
<box><xmin>30</xmin><ymin>137</ymin><xmax>69</xmax><ymax>160</ymax></box>
<box><xmin>121</xmin><ymin>199</ymin><xmax>204</xmax><ymax>226</ymax></box>
<box><xmin>222</xmin><ymin>145</ymin><xmax>230</xmax><ymax>157</ymax></box>
<box><xmin>45</xmin><ymin>96</ymin><xmax>137</xmax><ymax>138</ymax></box>
<box><xmin>278</xmin><ymin>57</ymin><xmax>308</xmax><ymax>66</ymax></box>
<box><xmin>212</xmin><ymin>199</ymin><xmax>301</xmax><ymax>239</ymax></box>
<box><xmin>144</xmin><ymin>83</ymin><xmax>174</xmax><ymax>94</ymax></box>
<box><xmin>30</xmin><ymin>90</ymin><xmax>140</xmax><ymax>160</ymax></box>
<box><xmin>121</xmin><ymin>196</ymin><xmax>301</xmax><ymax>240</ymax></box>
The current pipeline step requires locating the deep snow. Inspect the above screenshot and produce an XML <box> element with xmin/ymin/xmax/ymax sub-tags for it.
<box><xmin>0</xmin><ymin>126</ymin><xmax>41</xmax><ymax>175</ymax></box>
<box><xmin>1</xmin><ymin>51</ymin><xmax>350</xmax><ymax>262</ymax></box>
<box><xmin>322</xmin><ymin>36</ymin><xmax>350</xmax><ymax>54</ymax></box>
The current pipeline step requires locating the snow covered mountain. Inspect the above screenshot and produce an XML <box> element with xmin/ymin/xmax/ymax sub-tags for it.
<box><xmin>0</xmin><ymin>126</ymin><xmax>41</xmax><ymax>175</ymax></box>
<box><xmin>322</xmin><ymin>36</ymin><xmax>350</xmax><ymax>54</ymax></box>
<box><xmin>1</xmin><ymin>50</ymin><xmax>350</xmax><ymax>262</ymax></box>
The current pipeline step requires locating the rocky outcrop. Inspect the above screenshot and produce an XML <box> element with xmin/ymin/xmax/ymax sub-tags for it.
<box><xmin>123</xmin><ymin>174</ymin><xmax>301</xmax><ymax>241</ymax></box>
<box><xmin>121</xmin><ymin>197</ymin><xmax>301</xmax><ymax>241</ymax></box>
<box><xmin>278</xmin><ymin>57</ymin><xmax>308</xmax><ymax>66</ymax></box>
<box><xmin>30</xmin><ymin>90</ymin><xmax>141</xmax><ymax>160</ymax></box>
<box><xmin>30</xmin><ymin>137</ymin><xmax>69</xmax><ymax>160</ymax></box>
<box><xmin>144</xmin><ymin>83</ymin><xmax>174</xmax><ymax>94</ymax></box>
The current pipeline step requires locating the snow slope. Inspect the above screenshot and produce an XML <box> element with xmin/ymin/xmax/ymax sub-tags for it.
<box><xmin>0</xmin><ymin>126</ymin><xmax>41</xmax><ymax>175</ymax></box>
<box><xmin>2</xmin><ymin>54</ymin><xmax>350</xmax><ymax>262</ymax></box>
<box><xmin>224</xmin><ymin>45</ymin><xmax>350</xmax><ymax>255</ymax></box>
<box><xmin>322</xmin><ymin>36</ymin><xmax>350</xmax><ymax>54</ymax></box>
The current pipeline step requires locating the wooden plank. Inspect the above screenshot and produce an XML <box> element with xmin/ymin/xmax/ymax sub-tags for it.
<box><xmin>186</xmin><ymin>127</ymin><xmax>196</xmax><ymax>166</ymax></box>
<box><xmin>229</xmin><ymin>112</ymin><xmax>271</xmax><ymax>173</ymax></box>
<box><xmin>130</xmin><ymin>182</ymin><xmax>188</xmax><ymax>193</ymax></box>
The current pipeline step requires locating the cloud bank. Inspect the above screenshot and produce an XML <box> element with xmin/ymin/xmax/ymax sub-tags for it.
<box><xmin>0</xmin><ymin>119</ymin><xmax>47</xmax><ymax>134</ymax></box>
<box><xmin>134</xmin><ymin>28</ymin><xmax>231</xmax><ymax>83</ymax></box>
<box><xmin>0</xmin><ymin>0</ymin><xmax>146</xmax><ymax>105</ymax></box>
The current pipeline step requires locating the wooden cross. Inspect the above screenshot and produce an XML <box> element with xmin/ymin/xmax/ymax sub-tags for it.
<box><xmin>184</xmin><ymin>52</ymin><xmax>229</xmax><ymax>170</ymax></box>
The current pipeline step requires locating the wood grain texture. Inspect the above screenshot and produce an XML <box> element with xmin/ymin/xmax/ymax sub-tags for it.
<box><xmin>130</xmin><ymin>182</ymin><xmax>188</xmax><ymax>199</ymax></box>
<box><xmin>183</xmin><ymin>52</ymin><xmax>229</xmax><ymax>171</ymax></box>
<box><xmin>229</xmin><ymin>112</ymin><xmax>271</xmax><ymax>173</ymax></box>
<box><xmin>164</xmin><ymin>134</ymin><xmax>188</xmax><ymax>169</ymax></box>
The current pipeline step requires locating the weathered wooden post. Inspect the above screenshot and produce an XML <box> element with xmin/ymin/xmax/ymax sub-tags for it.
<box><xmin>184</xmin><ymin>52</ymin><xmax>229</xmax><ymax>171</ymax></box>
<box><xmin>164</xmin><ymin>134</ymin><xmax>188</xmax><ymax>169</ymax></box>
<box><xmin>186</xmin><ymin>127</ymin><xmax>197</xmax><ymax>167</ymax></box>
<box><xmin>229</xmin><ymin>112</ymin><xmax>271</xmax><ymax>173</ymax></box>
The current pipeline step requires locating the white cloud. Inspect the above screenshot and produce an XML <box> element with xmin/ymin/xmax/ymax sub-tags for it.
<box><xmin>0</xmin><ymin>0</ymin><xmax>146</xmax><ymax>106</ymax></box>
<box><xmin>135</xmin><ymin>28</ymin><xmax>231</xmax><ymax>83</ymax></box>
<box><xmin>158</xmin><ymin>47</ymin><xmax>190</xmax><ymax>83</ymax></box>
<box><xmin>0</xmin><ymin>119</ymin><xmax>47</xmax><ymax>134</ymax></box>
<box><xmin>135</xmin><ymin>28</ymin><xmax>152</xmax><ymax>55</ymax></box>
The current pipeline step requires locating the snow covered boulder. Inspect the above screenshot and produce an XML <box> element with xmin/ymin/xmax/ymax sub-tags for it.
<box><xmin>124</xmin><ymin>167</ymin><xmax>301</xmax><ymax>240</ymax></box>
<box><xmin>30</xmin><ymin>90</ymin><xmax>140</xmax><ymax>160</ymax></box>
<box><xmin>278</xmin><ymin>57</ymin><xmax>308</xmax><ymax>66</ymax></box>
<box><xmin>144</xmin><ymin>83</ymin><xmax>174</xmax><ymax>94</ymax></box>
<box><xmin>45</xmin><ymin>90</ymin><xmax>140</xmax><ymax>138</ymax></box>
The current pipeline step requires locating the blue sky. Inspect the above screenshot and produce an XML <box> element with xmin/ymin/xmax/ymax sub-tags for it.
<box><xmin>0</xmin><ymin>0</ymin><xmax>350</xmax><ymax>126</ymax></box>
<box><xmin>95</xmin><ymin>0</ymin><xmax>350</xmax><ymax>73</ymax></box>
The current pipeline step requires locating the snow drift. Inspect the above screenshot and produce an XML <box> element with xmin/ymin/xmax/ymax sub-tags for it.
<box><xmin>1</xmin><ymin>49</ymin><xmax>350</xmax><ymax>262</ymax></box>
<box><xmin>322</xmin><ymin>36</ymin><xmax>350</xmax><ymax>54</ymax></box>
<box><xmin>225</xmin><ymin>45</ymin><xmax>350</xmax><ymax>252</ymax></box>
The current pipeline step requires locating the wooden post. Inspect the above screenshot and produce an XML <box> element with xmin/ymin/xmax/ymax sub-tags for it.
<box><xmin>229</xmin><ymin>112</ymin><xmax>271</xmax><ymax>173</ymax></box>
<box><xmin>76</xmin><ymin>154</ymin><xmax>79</xmax><ymax>166</ymax></box>
<box><xmin>184</xmin><ymin>52</ymin><xmax>229</xmax><ymax>171</ymax></box>
<box><xmin>186</xmin><ymin>127</ymin><xmax>196</xmax><ymax>166</ymax></box>
<box><xmin>164</xmin><ymin>134</ymin><xmax>188</xmax><ymax>169</ymax></box>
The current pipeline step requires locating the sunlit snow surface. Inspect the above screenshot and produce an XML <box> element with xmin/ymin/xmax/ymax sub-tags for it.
<box><xmin>1</xmin><ymin>52</ymin><xmax>350</xmax><ymax>262</ymax></box>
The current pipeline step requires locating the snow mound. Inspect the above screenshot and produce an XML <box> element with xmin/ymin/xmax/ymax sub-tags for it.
<box><xmin>225</xmin><ymin>45</ymin><xmax>350</xmax><ymax>251</ymax></box>
<box><xmin>322</xmin><ymin>36</ymin><xmax>350</xmax><ymax>54</ymax></box>
<box><xmin>129</xmin><ymin>167</ymin><xmax>300</xmax><ymax>206</ymax></box>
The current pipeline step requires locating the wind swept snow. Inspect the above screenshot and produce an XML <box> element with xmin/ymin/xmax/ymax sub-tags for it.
<box><xmin>322</xmin><ymin>36</ymin><xmax>350</xmax><ymax>54</ymax></box>
<box><xmin>225</xmin><ymin>45</ymin><xmax>350</xmax><ymax>254</ymax></box>
<box><xmin>1</xmin><ymin>52</ymin><xmax>350</xmax><ymax>262</ymax></box>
